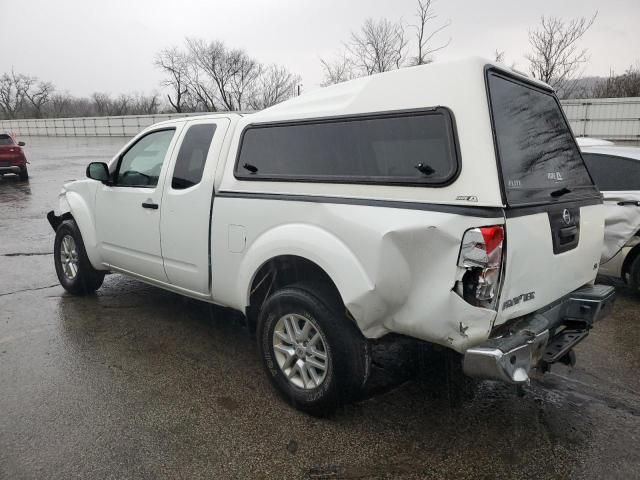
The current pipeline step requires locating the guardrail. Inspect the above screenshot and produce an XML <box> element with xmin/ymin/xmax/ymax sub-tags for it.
<box><xmin>1</xmin><ymin>97</ymin><xmax>639</xmax><ymax>141</ymax></box>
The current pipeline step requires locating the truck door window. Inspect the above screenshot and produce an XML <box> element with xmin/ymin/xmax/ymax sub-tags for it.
<box><xmin>115</xmin><ymin>129</ymin><xmax>175</xmax><ymax>187</ymax></box>
<box><xmin>171</xmin><ymin>124</ymin><xmax>217</xmax><ymax>189</ymax></box>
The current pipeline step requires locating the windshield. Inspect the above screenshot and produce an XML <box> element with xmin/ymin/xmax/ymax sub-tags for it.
<box><xmin>0</xmin><ymin>134</ymin><xmax>15</xmax><ymax>145</ymax></box>
<box><xmin>487</xmin><ymin>71</ymin><xmax>598</xmax><ymax>206</ymax></box>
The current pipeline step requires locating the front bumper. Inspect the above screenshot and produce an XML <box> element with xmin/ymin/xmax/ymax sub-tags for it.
<box><xmin>463</xmin><ymin>284</ymin><xmax>615</xmax><ymax>383</ymax></box>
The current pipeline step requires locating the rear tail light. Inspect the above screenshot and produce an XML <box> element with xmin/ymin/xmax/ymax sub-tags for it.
<box><xmin>456</xmin><ymin>225</ymin><xmax>504</xmax><ymax>309</ymax></box>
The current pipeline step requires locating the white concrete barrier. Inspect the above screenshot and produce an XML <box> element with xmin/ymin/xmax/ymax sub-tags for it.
<box><xmin>1</xmin><ymin>98</ymin><xmax>639</xmax><ymax>142</ymax></box>
<box><xmin>0</xmin><ymin>112</ymin><xmax>210</xmax><ymax>137</ymax></box>
<box><xmin>562</xmin><ymin>97</ymin><xmax>640</xmax><ymax>142</ymax></box>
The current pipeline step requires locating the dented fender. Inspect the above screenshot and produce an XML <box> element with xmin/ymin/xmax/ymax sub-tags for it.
<box><xmin>52</xmin><ymin>180</ymin><xmax>103</xmax><ymax>270</ymax></box>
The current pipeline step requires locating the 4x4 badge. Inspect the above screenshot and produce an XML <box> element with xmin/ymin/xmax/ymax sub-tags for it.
<box><xmin>502</xmin><ymin>292</ymin><xmax>535</xmax><ymax>310</ymax></box>
<box><xmin>562</xmin><ymin>209</ymin><xmax>572</xmax><ymax>225</ymax></box>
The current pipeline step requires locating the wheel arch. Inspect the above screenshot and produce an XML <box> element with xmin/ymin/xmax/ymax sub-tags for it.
<box><xmin>622</xmin><ymin>241</ymin><xmax>640</xmax><ymax>282</ymax></box>
<box><xmin>53</xmin><ymin>191</ymin><xmax>103</xmax><ymax>270</ymax></box>
<box><xmin>236</xmin><ymin>224</ymin><xmax>375</xmax><ymax>333</ymax></box>
<box><xmin>246</xmin><ymin>255</ymin><xmax>344</xmax><ymax>330</ymax></box>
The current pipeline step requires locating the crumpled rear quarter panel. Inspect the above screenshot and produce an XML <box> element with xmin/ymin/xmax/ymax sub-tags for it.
<box><xmin>212</xmin><ymin>198</ymin><xmax>501</xmax><ymax>352</ymax></box>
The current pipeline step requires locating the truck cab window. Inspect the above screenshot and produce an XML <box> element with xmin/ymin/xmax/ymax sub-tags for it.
<box><xmin>116</xmin><ymin>129</ymin><xmax>175</xmax><ymax>187</ymax></box>
<box><xmin>172</xmin><ymin>124</ymin><xmax>217</xmax><ymax>189</ymax></box>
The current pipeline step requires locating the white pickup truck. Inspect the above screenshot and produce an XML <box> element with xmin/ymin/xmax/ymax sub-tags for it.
<box><xmin>48</xmin><ymin>57</ymin><xmax>615</xmax><ymax>415</ymax></box>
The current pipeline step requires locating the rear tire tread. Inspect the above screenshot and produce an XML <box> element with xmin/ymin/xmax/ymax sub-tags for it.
<box><xmin>629</xmin><ymin>255</ymin><xmax>640</xmax><ymax>294</ymax></box>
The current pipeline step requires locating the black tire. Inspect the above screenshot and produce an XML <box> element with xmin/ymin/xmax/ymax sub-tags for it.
<box><xmin>54</xmin><ymin>219</ymin><xmax>105</xmax><ymax>295</ymax></box>
<box><xmin>18</xmin><ymin>165</ymin><xmax>28</xmax><ymax>180</ymax></box>
<box><xmin>629</xmin><ymin>254</ymin><xmax>640</xmax><ymax>294</ymax></box>
<box><xmin>257</xmin><ymin>282</ymin><xmax>370</xmax><ymax>416</ymax></box>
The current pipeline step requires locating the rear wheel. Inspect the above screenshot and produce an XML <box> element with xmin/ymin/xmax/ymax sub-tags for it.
<box><xmin>629</xmin><ymin>254</ymin><xmax>640</xmax><ymax>294</ymax></box>
<box><xmin>54</xmin><ymin>219</ymin><xmax>105</xmax><ymax>295</ymax></box>
<box><xmin>18</xmin><ymin>165</ymin><xmax>28</xmax><ymax>180</ymax></box>
<box><xmin>257</xmin><ymin>282</ymin><xmax>370</xmax><ymax>416</ymax></box>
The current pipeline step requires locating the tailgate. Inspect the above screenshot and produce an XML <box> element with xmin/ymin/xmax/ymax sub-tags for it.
<box><xmin>495</xmin><ymin>201</ymin><xmax>604</xmax><ymax>324</ymax></box>
<box><xmin>486</xmin><ymin>69</ymin><xmax>605</xmax><ymax>324</ymax></box>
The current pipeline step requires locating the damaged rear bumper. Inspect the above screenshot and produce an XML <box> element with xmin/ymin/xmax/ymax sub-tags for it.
<box><xmin>462</xmin><ymin>284</ymin><xmax>616</xmax><ymax>384</ymax></box>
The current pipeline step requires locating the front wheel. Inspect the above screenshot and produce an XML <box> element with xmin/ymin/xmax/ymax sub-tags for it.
<box><xmin>257</xmin><ymin>283</ymin><xmax>370</xmax><ymax>416</ymax></box>
<box><xmin>54</xmin><ymin>219</ymin><xmax>105</xmax><ymax>295</ymax></box>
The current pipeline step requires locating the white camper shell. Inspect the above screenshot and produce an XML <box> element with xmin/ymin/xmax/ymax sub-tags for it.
<box><xmin>48</xmin><ymin>58</ymin><xmax>615</xmax><ymax>415</ymax></box>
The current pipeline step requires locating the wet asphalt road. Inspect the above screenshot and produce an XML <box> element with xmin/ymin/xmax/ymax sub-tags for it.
<box><xmin>1</xmin><ymin>136</ymin><xmax>639</xmax><ymax>479</ymax></box>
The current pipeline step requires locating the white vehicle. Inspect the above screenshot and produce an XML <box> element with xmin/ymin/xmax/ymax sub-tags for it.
<box><xmin>48</xmin><ymin>58</ymin><xmax>615</xmax><ymax>415</ymax></box>
<box><xmin>578</xmin><ymin>140</ymin><xmax>640</xmax><ymax>292</ymax></box>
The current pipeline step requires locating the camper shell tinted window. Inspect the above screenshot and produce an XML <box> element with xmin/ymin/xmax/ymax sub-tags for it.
<box><xmin>235</xmin><ymin>109</ymin><xmax>459</xmax><ymax>186</ymax></box>
<box><xmin>487</xmin><ymin>71</ymin><xmax>599</xmax><ymax>206</ymax></box>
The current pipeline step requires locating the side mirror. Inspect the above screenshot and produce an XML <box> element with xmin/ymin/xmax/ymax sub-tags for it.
<box><xmin>86</xmin><ymin>162</ymin><xmax>110</xmax><ymax>183</ymax></box>
<box><xmin>18</xmin><ymin>141</ymin><xmax>25</xmax><ymax>147</ymax></box>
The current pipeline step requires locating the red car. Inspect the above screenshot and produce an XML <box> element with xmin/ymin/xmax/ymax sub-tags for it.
<box><xmin>0</xmin><ymin>133</ymin><xmax>28</xmax><ymax>180</ymax></box>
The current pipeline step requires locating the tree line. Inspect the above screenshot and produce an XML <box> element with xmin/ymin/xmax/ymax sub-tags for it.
<box><xmin>0</xmin><ymin>38</ymin><xmax>301</xmax><ymax>120</ymax></box>
<box><xmin>1</xmin><ymin>0</ymin><xmax>638</xmax><ymax>120</ymax></box>
<box><xmin>0</xmin><ymin>70</ymin><xmax>164</xmax><ymax>120</ymax></box>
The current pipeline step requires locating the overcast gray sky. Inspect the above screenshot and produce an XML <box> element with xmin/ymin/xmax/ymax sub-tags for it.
<box><xmin>2</xmin><ymin>0</ymin><xmax>638</xmax><ymax>96</ymax></box>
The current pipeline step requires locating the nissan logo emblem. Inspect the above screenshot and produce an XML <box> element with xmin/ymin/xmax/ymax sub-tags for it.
<box><xmin>562</xmin><ymin>209</ymin><xmax>572</xmax><ymax>225</ymax></box>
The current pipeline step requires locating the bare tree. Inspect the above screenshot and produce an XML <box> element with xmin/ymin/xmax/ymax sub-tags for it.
<box><xmin>48</xmin><ymin>93</ymin><xmax>93</xmax><ymax>118</ymax></box>
<box><xmin>50</xmin><ymin>93</ymin><xmax>72</xmax><ymax>117</ymax></box>
<box><xmin>494</xmin><ymin>50</ymin><xmax>505</xmax><ymax>63</ymax></box>
<box><xmin>526</xmin><ymin>13</ymin><xmax>597</xmax><ymax>97</ymax></box>
<box><xmin>320</xmin><ymin>55</ymin><xmax>357</xmax><ymax>87</ymax></box>
<box><xmin>0</xmin><ymin>70</ymin><xmax>30</xmax><ymax>119</ymax></box>
<box><xmin>184</xmin><ymin>61</ymin><xmax>219</xmax><ymax>112</ymax></box>
<box><xmin>226</xmin><ymin>48</ymin><xmax>262</xmax><ymax>110</ymax></box>
<box><xmin>91</xmin><ymin>92</ymin><xmax>112</xmax><ymax>116</ymax></box>
<box><xmin>593</xmin><ymin>64</ymin><xmax>640</xmax><ymax>98</ymax></box>
<box><xmin>320</xmin><ymin>18</ymin><xmax>407</xmax><ymax>85</ymax></box>
<box><xmin>112</xmin><ymin>94</ymin><xmax>132</xmax><ymax>116</ymax></box>
<box><xmin>411</xmin><ymin>0</ymin><xmax>451</xmax><ymax>65</ymax></box>
<box><xmin>249</xmin><ymin>65</ymin><xmax>300</xmax><ymax>110</ymax></box>
<box><xmin>24</xmin><ymin>80</ymin><xmax>54</xmax><ymax>118</ymax></box>
<box><xmin>187</xmin><ymin>39</ymin><xmax>236</xmax><ymax>110</ymax></box>
<box><xmin>155</xmin><ymin>47</ymin><xmax>191</xmax><ymax>113</ymax></box>
<box><xmin>179</xmin><ymin>38</ymin><xmax>298</xmax><ymax>111</ymax></box>
<box><xmin>130</xmin><ymin>93</ymin><xmax>160</xmax><ymax>115</ymax></box>
<box><xmin>320</xmin><ymin>0</ymin><xmax>451</xmax><ymax>85</ymax></box>
<box><xmin>347</xmin><ymin>18</ymin><xmax>408</xmax><ymax>75</ymax></box>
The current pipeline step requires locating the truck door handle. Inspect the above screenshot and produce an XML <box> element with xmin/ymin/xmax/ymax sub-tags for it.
<box><xmin>559</xmin><ymin>225</ymin><xmax>577</xmax><ymax>239</ymax></box>
<box><xmin>141</xmin><ymin>201</ymin><xmax>159</xmax><ymax>210</ymax></box>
